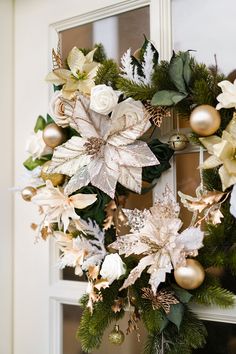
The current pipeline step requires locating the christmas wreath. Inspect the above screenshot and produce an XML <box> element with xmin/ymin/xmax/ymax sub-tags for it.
<box><xmin>20</xmin><ymin>38</ymin><xmax>236</xmax><ymax>353</ymax></box>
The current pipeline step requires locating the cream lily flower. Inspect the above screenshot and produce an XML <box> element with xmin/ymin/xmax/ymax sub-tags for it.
<box><xmin>200</xmin><ymin>115</ymin><xmax>236</xmax><ymax>190</ymax></box>
<box><xmin>31</xmin><ymin>180</ymin><xmax>97</xmax><ymax>231</ymax></box>
<box><xmin>47</xmin><ymin>94</ymin><xmax>159</xmax><ymax>198</ymax></box>
<box><xmin>110</xmin><ymin>190</ymin><xmax>204</xmax><ymax>294</ymax></box>
<box><xmin>46</xmin><ymin>47</ymin><xmax>100</xmax><ymax>99</ymax></box>
<box><xmin>216</xmin><ymin>79</ymin><xmax>236</xmax><ymax>110</ymax></box>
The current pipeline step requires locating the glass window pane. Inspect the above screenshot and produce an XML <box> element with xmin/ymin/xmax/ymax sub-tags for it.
<box><xmin>176</xmin><ymin>152</ymin><xmax>201</xmax><ymax>229</ymax></box>
<box><xmin>60</xmin><ymin>6</ymin><xmax>150</xmax><ymax>63</ymax></box>
<box><xmin>63</xmin><ymin>304</ymin><xmax>147</xmax><ymax>354</ymax></box>
<box><xmin>172</xmin><ymin>0</ymin><xmax>236</xmax><ymax>74</ymax></box>
<box><xmin>194</xmin><ymin>321</ymin><xmax>236</xmax><ymax>354</ymax></box>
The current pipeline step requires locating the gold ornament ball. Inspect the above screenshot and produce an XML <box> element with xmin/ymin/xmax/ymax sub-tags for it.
<box><xmin>168</xmin><ymin>133</ymin><xmax>189</xmax><ymax>151</ymax></box>
<box><xmin>43</xmin><ymin>123</ymin><xmax>67</xmax><ymax>148</ymax></box>
<box><xmin>174</xmin><ymin>259</ymin><xmax>205</xmax><ymax>290</ymax></box>
<box><xmin>21</xmin><ymin>186</ymin><xmax>37</xmax><ymax>201</ymax></box>
<box><xmin>108</xmin><ymin>325</ymin><xmax>125</xmax><ymax>345</ymax></box>
<box><xmin>41</xmin><ymin>161</ymin><xmax>66</xmax><ymax>186</ymax></box>
<box><xmin>190</xmin><ymin>105</ymin><xmax>221</xmax><ymax>136</ymax></box>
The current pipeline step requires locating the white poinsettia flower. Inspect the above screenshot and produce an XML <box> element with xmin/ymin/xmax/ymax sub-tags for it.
<box><xmin>110</xmin><ymin>189</ymin><xmax>204</xmax><ymax>294</ymax></box>
<box><xmin>25</xmin><ymin>130</ymin><xmax>52</xmax><ymax>160</ymax></box>
<box><xmin>90</xmin><ymin>84</ymin><xmax>120</xmax><ymax>115</ymax></box>
<box><xmin>31</xmin><ymin>180</ymin><xmax>97</xmax><ymax>232</ymax></box>
<box><xmin>216</xmin><ymin>79</ymin><xmax>236</xmax><ymax>110</ymax></box>
<box><xmin>100</xmin><ymin>253</ymin><xmax>126</xmax><ymax>284</ymax></box>
<box><xmin>46</xmin><ymin>47</ymin><xmax>100</xmax><ymax>99</ymax></box>
<box><xmin>230</xmin><ymin>184</ymin><xmax>236</xmax><ymax>218</ymax></box>
<box><xmin>48</xmin><ymin>94</ymin><xmax>159</xmax><ymax>198</ymax></box>
<box><xmin>55</xmin><ymin>219</ymin><xmax>106</xmax><ymax>276</ymax></box>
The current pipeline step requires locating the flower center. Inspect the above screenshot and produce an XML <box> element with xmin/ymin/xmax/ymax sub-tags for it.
<box><xmin>71</xmin><ymin>70</ymin><xmax>87</xmax><ymax>81</ymax></box>
<box><xmin>84</xmin><ymin>137</ymin><xmax>105</xmax><ymax>156</ymax></box>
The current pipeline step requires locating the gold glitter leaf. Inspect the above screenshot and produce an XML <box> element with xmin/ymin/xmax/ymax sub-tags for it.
<box><xmin>141</xmin><ymin>287</ymin><xmax>179</xmax><ymax>314</ymax></box>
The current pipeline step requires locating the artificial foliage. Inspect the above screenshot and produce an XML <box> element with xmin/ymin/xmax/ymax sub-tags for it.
<box><xmin>20</xmin><ymin>37</ymin><xmax>236</xmax><ymax>354</ymax></box>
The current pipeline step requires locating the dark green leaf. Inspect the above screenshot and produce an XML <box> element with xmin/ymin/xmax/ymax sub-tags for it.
<box><xmin>182</xmin><ymin>51</ymin><xmax>192</xmax><ymax>86</ymax></box>
<box><xmin>159</xmin><ymin>316</ymin><xmax>169</xmax><ymax>332</ymax></box>
<box><xmin>131</xmin><ymin>55</ymin><xmax>143</xmax><ymax>76</ymax></box>
<box><xmin>151</xmin><ymin>90</ymin><xmax>187</xmax><ymax>106</ymax></box>
<box><xmin>167</xmin><ymin>303</ymin><xmax>184</xmax><ymax>330</ymax></box>
<box><xmin>142</xmin><ymin>139</ymin><xmax>174</xmax><ymax>183</ymax></box>
<box><xmin>140</xmin><ymin>35</ymin><xmax>159</xmax><ymax>66</ymax></box>
<box><xmin>76</xmin><ymin>185</ymin><xmax>111</xmax><ymax>227</ymax></box>
<box><xmin>171</xmin><ymin>284</ymin><xmax>192</xmax><ymax>304</ymax></box>
<box><xmin>46</xmin><ymin>114</ymin><xmax>54</xmax><ymax>124</ymax></box>
<box><xmin>169</xmin><ymin>54</ymin><xmax>187</xmax><ymax>93</ymax></box>
<box><xmin>34</xmin><ymin>115</ymin><xmax>46</xmax><ymax>133</ymax></box>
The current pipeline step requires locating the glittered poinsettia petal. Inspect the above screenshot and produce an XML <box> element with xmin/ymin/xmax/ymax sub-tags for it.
<box><xmin>48</xmin><ymin>136</ymin><xmax>91</xmax><ymax>176</ymax></box>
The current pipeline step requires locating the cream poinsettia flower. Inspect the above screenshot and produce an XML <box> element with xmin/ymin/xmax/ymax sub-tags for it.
<box><xmin>46</xmin><ymin>47</ymin><xmax>100</xmax><ymax>99</ymax></box>
<box><xmin>55</xmin><ymin>220</ymin><xmax>106</xmax><ymax>276</ymax></box>
<box><xmin>31</xmin><ymin>180</ymin><xmax>97</xmax><ymax>231</ymax></box>
<box><xmin>200</xmin><ymin>115</ymin><xmax>236</xmax><ymax>190</ymax></box>
<box><xmin>110</xmin><ymin>190</ymin><xmax>204</xmax><ymax>294</ymax></box>
<box><xmin>47</xmin><ymin>94</ymin><xmax>159</xmax><ymax>198</ymax></box>
<box><xmin>216</xmin><ymin>79</ymin><xmax>236</xmax><ymax>110</ymax></box>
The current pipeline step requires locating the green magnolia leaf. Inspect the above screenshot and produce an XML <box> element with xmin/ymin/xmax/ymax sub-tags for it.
<box><xmin>34</xmin><ymin>115</ymin><xmax>46</xmax><ymax>133</ymax></box>
<box><xmin>151</xmin><ymin>90</ymin><xmax>187</xmax><ymax>106</ymax></box>
<box><xmin>167</xmin><ymin>303</ymin><xmax>184</xmax><ymax>330</ymax></box>
<box><xmin>169</xmin><ymin>54</ymin><xmax>187</xmax><ymax>93</ymax></box>
<box><xmin>182</xmin><ymin>51</ymin><xmax>192</xmax><ymax>86</ymax></box>
<box><xmin>23</xmin><ymin>155</ymin><xmax>52</xmax><ymax>170</ymax></box>
<box><xmin>171</xmin><ymin>284</ymin><xmax>192</xmax><ymax>304</ymax></box>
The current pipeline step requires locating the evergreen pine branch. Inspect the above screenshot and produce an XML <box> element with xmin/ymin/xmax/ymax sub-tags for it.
<box><xmin>116</xmin><ymin>77</ymin><xmax>156</xmax><ymax>100</ymax></box>
<box><xmin>143</xmin><ymin>333</ymin><xmax>163</xmax><ymax>354</ymax></box>
<box><xmin>191</xmin><ymin>79</ymin><xmax>215</xmax><ymax>105</ymax></box>
<box><xmin>143</xmin><ymin>309</ymin><xmax>206</xmax><ymax>354</ymax></box>
<box><xmin>226</xmin><ymin>250</ymin><xmax>236</xmax><ymax>275</ymax></box>
<box><xmin>95</xmin><ymin>59</ymin><xmax>119</xmax><ymax>88</ymax></box>
<box><xmin>93</xmin><ymin>43</ymin><xmax>107</xmax><ymax>62</ymax></box>
<box><xmin>166</xmin><ymin>310</ymin><xmax>207</xmax><ymax>353</ymax></box>
<box><xmin>192</xmin><ymin>285</ymin><xmax>235</xmax><ymax>307</ymax></box>
<box><xmin>152</xmin><ymin>61</ymin><xmax>176</xmax><ymax>91</ymax></box>
<box><xmin>77</xmin><ymin>283</ymin><xmax>125</xmax><ymax>352</ymax></box>
<box><xmin>202</xmin><ymin>168</ymin><xmax>222</xmax><ymax>191</ymax></box>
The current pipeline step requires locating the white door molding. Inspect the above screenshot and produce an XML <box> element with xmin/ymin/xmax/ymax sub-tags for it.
<box><xmin>0</xmin><ymin>1</ymin><xmax>14</xmax><ymax>353</ymax></box>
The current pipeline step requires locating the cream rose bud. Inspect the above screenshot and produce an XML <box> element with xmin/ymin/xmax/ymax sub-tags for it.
<box><xmin>25</xmin><ymin>131</ymin><xmax>52</xmax><ymax>160</ymax></box>
<box><xmin>49</xmin><ymin>91</ymin><xmax>73</xmax><ymax>128</ymax></box>
<box><xmin>100</xmin><ymin>253</ymin><xmax>126</xmax><ymax>284</ymax></box>
<box><xmin>90</xmin><ymin>84</ymin><xmax>119</xmax><ymax>115</ymax></box>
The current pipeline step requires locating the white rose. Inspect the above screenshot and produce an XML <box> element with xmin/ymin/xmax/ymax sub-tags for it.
<box><xmin>230</xmin><ymin>184</ymin><xmax>236</xmax><ymax>218</ymax></box>
<box><xmin>49</xmin><ymin>91</ymin><xmax>73</xmax><ymax>127</ymax></box>
<box><xmin>100</xmin><ymin>253</ymin><xmax>126</xmax><ymax>284</ymax></box>
<box><xmin>111</xmin><ymin>97</ymin><xmax>147</xmax><ymax>126</ymax></box>
<box><xmin>25</xmin><ymin>131</ymin><xmax>52</xmax><ymax>160</ymax></box>
<box><xmin>90</xmin><ymin>84</ymin><xmax>119</xmax><ymax>115</ymax></box>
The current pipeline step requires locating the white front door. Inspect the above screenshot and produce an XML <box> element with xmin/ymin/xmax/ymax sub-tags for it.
<box><xmin>14</xmin><ymin>1</ymin><xmax>171</xmax><ymax>354</ymax></box>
